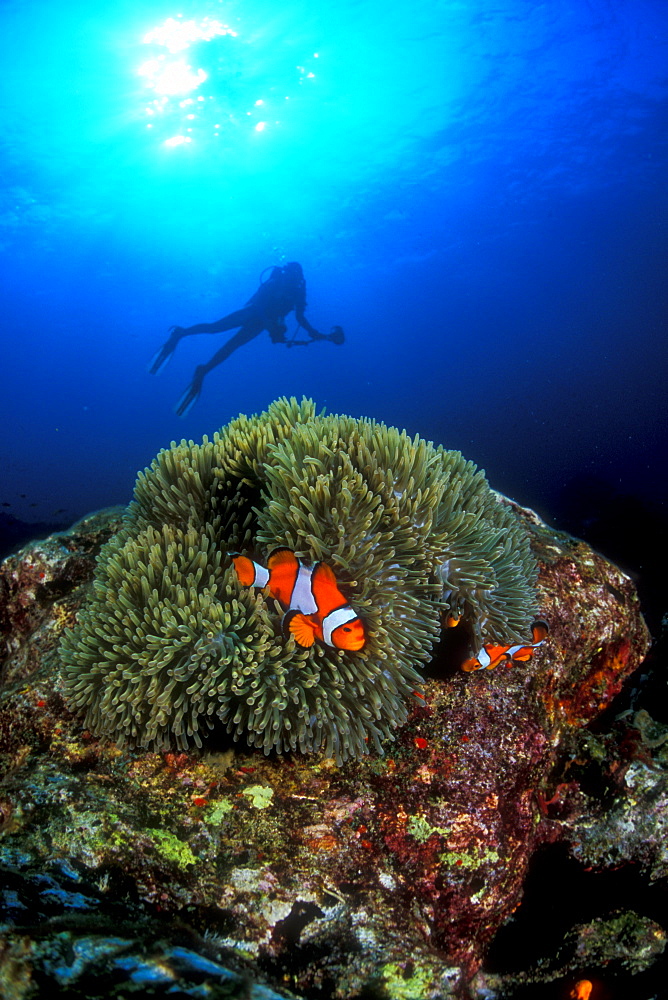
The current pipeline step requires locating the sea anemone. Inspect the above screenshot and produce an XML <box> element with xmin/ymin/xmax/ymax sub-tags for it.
<box><xmin>61</xmin><ymin>397</ymin><xmax>539</xmax><ymax>763</ymax></box>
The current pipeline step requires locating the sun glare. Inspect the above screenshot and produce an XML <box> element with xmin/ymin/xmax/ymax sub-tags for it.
<box><xmin>143</xmin><ymin>16</ymin><xmax>235</xmax><ymax>53</ymax></box>
<box><xmin>137</xmin><ymin>12</ymin><xmax>318</xmax><ymax>150</ymax></box>
<box><xmin>139</xmin><ymin>57</ymin><xmax>208</xmax><ymax>97</ymax></box>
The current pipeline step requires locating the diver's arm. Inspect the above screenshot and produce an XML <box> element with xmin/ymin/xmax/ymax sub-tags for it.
<box><xmin>293</xmin><ymin>279</ymin><xmax>324</xmax><ymax>338</ymax></box>
<box><xmin>294</xmin><ymin>306</ymin><xmax>323</xmax><ymax>339</ymax></box>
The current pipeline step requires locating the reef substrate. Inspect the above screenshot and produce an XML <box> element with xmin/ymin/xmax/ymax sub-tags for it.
<box><xmin>0</xmin><ymin>492</ymin><xmax>660</xmax><ymax>998</ymax></box>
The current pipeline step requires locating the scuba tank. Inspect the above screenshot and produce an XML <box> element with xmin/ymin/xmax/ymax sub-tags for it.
<box><xmin>258</xmin><ymin>264</ymin><xmax>281</xmax><ymax>284</ymax></box>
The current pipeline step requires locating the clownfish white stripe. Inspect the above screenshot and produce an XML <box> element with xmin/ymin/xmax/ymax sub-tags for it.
<box><xmin>253</xmin><ymin>563</ymin><xmax>270</xmax><ymax>588</ymax></box>
<box><xmin>292</xmin><ymin>564</ymin><xmax>318</xmax><ymax>615</ymax></box>
<box><xmin>323</xmin><ymin>605</ymin><xmax>359</xmax><ymax>647</ymax></box>
<box><xmin>477</xmin><ymin>648</ymin><xmax>492</xmax><ymax>669</ymax></box>
<box><xmin>507</xmin><ymin>642</ymin><xmax>534</xmax><ymax>658</ymax></box>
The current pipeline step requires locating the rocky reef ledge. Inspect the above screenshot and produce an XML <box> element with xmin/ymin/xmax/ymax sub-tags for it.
<box><xmin>0</xmin><ymin>503</ymin><xmax>660</xmax><ymax>999</ymax></box>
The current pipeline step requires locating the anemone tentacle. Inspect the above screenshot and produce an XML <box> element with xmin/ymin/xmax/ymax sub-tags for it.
<box><xmin>61</xmin><ymin>396</ymin><xmax>539</xmax><ymax>763</ymax></box>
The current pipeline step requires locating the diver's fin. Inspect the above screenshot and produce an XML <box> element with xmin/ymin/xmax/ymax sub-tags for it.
<box><xmin>149</xmin><ymin>328</ymin><xmax>181</xmax><ymax>375</ymax></box>
<box><xmin>175</xmin><ymin>365</ymin><xmax>206</xmax><ymax>418</ymax></box>
<box><xmin>174</xmin><ymin>382</ymin><xmax>201</xmax><ymax>418</ymax></box>
<box><xmin>328</xmin><ymin>326</ymin><xmax>345</xmax><ymax>345</ymax></box>
<box><xmin>149</xmin><ymin>342</ymin><xmax>176</xmax><ymax>375</ymax></box>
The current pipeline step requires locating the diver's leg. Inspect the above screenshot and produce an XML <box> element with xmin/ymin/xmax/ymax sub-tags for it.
<box><xmin>149</xmin><ymin>309</ymin><xmax>253</xmax><ymax>375</ymax></box>
<box><xmin>200</xmin><ymin>322</ymin><xmax>264</xmax><ymax>370</ymax></box>
<box><xmin>179</xmin><ymin>308</ymin><xmax>251</xmax><ymax>336</ymax></box>
<box><xmin>174</xmin><ymin>322</ymin><xmax>263</xmax><ymax>417</ymax></box>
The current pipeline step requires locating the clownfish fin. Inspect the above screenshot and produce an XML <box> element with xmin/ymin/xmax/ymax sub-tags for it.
<box><xmin>486</xmin><ymin>651</ymin><xmax>511</xmax><ymax>670</ymax></box>
<box><xmin>445</xmin><ymin>612</ymin><xmax>461</xmax><ymax>628</ymax></box>
<box><xmin>480</xmin><ymin>645</ymin><xmax>509</xmax><ymax>670</ymax></box>
<box><xmin>531</xmin><ymin>619</ymin><xmax>549</xmax><ymax>643</ymax></box>
<box><xmin>284</xmin><ymin>610</ymin><xmax>318</xmax><ymax>648</ymax></box>
<box><xmin>506</xmin><ymin>621</ymin><xmax>550</xmax><ymax>664</ymax></box>
<box><xmin>310</xmin><ymin>561</ymin><xmax>348</xmax><ymax>618</ymax></box>
<box><xmin>267</xmin><ymin>547</ymin><xmax>297</xmax><ymax>564</ymax></box>
<box><xmin>266</xmin><ymin>548</ymin><xmax>300</xmax><ymax>607</ymax></box>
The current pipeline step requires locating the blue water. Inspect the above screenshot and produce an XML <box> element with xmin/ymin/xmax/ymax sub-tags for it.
<box><xmin>1</xmin><ymin>0</ymin><xmax>666</xmax><ymax>549</ymax></box>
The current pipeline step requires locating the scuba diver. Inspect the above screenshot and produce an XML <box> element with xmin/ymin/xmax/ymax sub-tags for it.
<box><xmin>149</xmin><ymin>262</ymin><xmax>345</xmax><ymax>416</ymax></box>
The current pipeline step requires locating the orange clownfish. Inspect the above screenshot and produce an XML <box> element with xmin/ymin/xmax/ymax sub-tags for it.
<box><xmin>461</xmin><ymin>620</ymin><xmax>549</xmax><ymax>672</ymax></box>
<box><xmin>231</xmin><ymin>548</ymin><xmax>366</xmax><ymax>652</ymax></box>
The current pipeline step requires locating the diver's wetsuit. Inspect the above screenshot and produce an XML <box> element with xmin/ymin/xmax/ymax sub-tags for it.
<box><xmin>149</xmin><ymin>262</ymin><xmax>323</xmax><ymax>416</ymax></box>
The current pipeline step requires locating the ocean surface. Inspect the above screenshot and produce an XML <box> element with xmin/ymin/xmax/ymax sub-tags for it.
<box><xmin>1</xmin><ymin>0</ymin><xmax>666</xmax><ymax>622</ymax></box>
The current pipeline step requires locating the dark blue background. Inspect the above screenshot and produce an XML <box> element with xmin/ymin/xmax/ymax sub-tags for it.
<box><xmin>2</xmin><ymin>0</ymin><xmax>666</xmax><ymax>622</ymax></box>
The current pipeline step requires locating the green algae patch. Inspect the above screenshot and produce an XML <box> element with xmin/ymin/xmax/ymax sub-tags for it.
<box><xmin>204</xmin><ymin>798</ymin><xmax>234</xmax><ymax>824</ymax></box>
<box><xmin>242</xmin><ymin>785</ymin><xmax>274</xmax><ymax>810</ymax></box>
<box><xmin>439</xmin><ymin>847</ymin><xmax>500</xmax><ymax>869</ymax></box>
<box><xmin>381</xmin><ymin>961</ymin><xmax>435</xmax><ymax>1000</ymax></box>
<box><xmin>147</xmin><ymin>829</ymin><xmax>198</xmax><ymax>869</ymax></box>
<box><xmin>407</xmin><ymin>815</ymin><xmax>449</xmax><ymax>843</ymax></box>
<box><xmin>406</xmin><ymin>815</ymin><xmax>499</xmax><ymax>868</ymax></box>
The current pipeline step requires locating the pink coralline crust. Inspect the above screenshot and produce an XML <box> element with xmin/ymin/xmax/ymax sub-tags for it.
<box><xmin>0</xmin><ymin>547</ymin><xmax>61</xmax><ymax>651</ymax></box>
<box><xmin>520</xmin><ymin>509</ymin><xmax>649</xmax><ymax>733</ymax></box>
<box><xmin>0</xmin><ymin>503</ymin><xmax>651</xmax><ymax>996</ymax></box>
<box><xmin>0</xmin><ymin>509</ymin><xmax>124</xmax><ymax>671</ymax></box>
<box><xmin>361</xmin><ymin>676</ymin><xmax>569</xmax><ymax>977</ymax></box>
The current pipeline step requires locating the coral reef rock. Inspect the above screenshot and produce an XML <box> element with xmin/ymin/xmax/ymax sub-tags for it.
<box><xmin>0</xmin><ymin>459</ymin><xmax>651</xmax><ymax>998</ymax></box>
